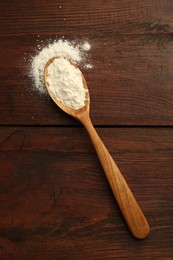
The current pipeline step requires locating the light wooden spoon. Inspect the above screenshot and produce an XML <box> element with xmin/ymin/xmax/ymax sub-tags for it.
<box><xmin>44</xmin><ymin>57</ymin><xmax>150</xmax><ymax>239</ymax></box>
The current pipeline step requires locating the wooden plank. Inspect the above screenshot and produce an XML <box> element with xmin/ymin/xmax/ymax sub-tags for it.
<box><xmin>1</xmin><ymin>0</ymin><xmax>173</xmax><ymax>36</ymax></box>
<box><xmin>0</xmin><ymin>126</ymin><xmax>173</xmax><ymax>259</ymax></box>
<box><xmin>1</xmin><ymin>1</ymin><xmax>173</xmax><ymax>126</ymax></box>
<box><xmin>1</xmin><ymin>33</ymin><xmax>173</xmax><ymax>126</ymax></box>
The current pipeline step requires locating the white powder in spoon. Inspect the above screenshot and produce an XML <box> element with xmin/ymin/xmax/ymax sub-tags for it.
<box><xmin>30</xmin><ymin>39</ymin><xmax>92</xmax><ymax>94</ymax></box>
<box><xmin>46</xmin><ymin>57</ymin><xmax>87</xmax><ymax>109</ymax></box>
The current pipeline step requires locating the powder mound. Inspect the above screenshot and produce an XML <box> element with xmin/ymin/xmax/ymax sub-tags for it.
<box><xmin>30</xmin><ymin>39</ymin><xmax>92</xmax><ymax>94</ymax></box>
<box><xmin>46</xmin><ymin>57</ymin><xmax>87</xmax><ymax>109</ymax></box>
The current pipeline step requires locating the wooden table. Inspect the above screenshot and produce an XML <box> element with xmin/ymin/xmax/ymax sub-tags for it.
<box><xmin>1</xmin><ymin>1</ymin><xmax>173</xmax><ymax>259</ymax></box>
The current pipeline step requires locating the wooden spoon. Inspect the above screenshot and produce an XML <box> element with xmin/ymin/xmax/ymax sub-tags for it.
<box><xmin>44</xmin><ymin>57</ymin><xmax>150</xmax><ymax>239</ymax></box>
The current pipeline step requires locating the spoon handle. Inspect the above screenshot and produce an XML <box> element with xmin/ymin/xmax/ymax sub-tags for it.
<box><xmin>80</xmin><ymin>114</ymin><xmax>150</xmax><ymax>239</ymax></box>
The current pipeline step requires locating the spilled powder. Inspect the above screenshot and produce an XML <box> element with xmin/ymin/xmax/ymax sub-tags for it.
<box><xmin>30</xmin><ymin>39</ymin><xmax>92</xmax><ymax>94</ymax></box>
<box><xmin>82</xmin><ymin>42</ymin><xmax>91</xmax><ymax>51</ymax></box>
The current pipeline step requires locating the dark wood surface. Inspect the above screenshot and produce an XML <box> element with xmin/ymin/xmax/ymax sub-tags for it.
<box><xmin>1</xmin><ymin>0</ymin><xmax>173</xmax><ymax>126</ymax></box>
<box><xmin>0</xmin><ymin>1</ymin><xmax>173</xmax><ymax>259</ymax></box>
<box><xmin>0</xmin><ymin>127</ymin><xmax>173</xmax><ymax>259</ymax></box>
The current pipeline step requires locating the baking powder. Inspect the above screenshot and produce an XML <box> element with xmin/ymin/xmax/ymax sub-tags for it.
<box><xmin>30</xmin><ymin>39</ymin><xmax>92</xmax><ymax>95</ymax></box>
<box><xmin>46</xmin><ymin>57</ymin><xmax>87</xmax><ymax>109</ymax></box>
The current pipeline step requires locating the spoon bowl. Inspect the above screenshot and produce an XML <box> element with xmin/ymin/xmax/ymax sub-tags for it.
<box><xmin>44</xmin><ymin>56</ymin><xmax>150</xmax><ymax>239</ymax></box>
<box><xmin>44</xmin><ymin>56</ymin><xmax>90</xmax><ymax>120</ymax></box>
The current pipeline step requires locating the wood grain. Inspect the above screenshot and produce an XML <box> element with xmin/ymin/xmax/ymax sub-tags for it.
<box><xmin>1</xmin><ymin>0</ymin><xmax>173</xmax><ymax>125</ymax></box>
<box><xmin>1</xmin><ymin>0</ymin><xmax>173</xmax><ymax>36</ymax></box>
<box><xmin>81</xmin><ymin>113</ymin><xmax>150</xmax><ymax>239</ymax></box>
<box><xmin>0</xmin><ymin>127</ymin><xmax>173</xmax><ymax>259</ymax></box>
<box><xmin>1</xmin><ymin>0</ymin><xmax>173</xmax><ymax>259</ymax></box>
